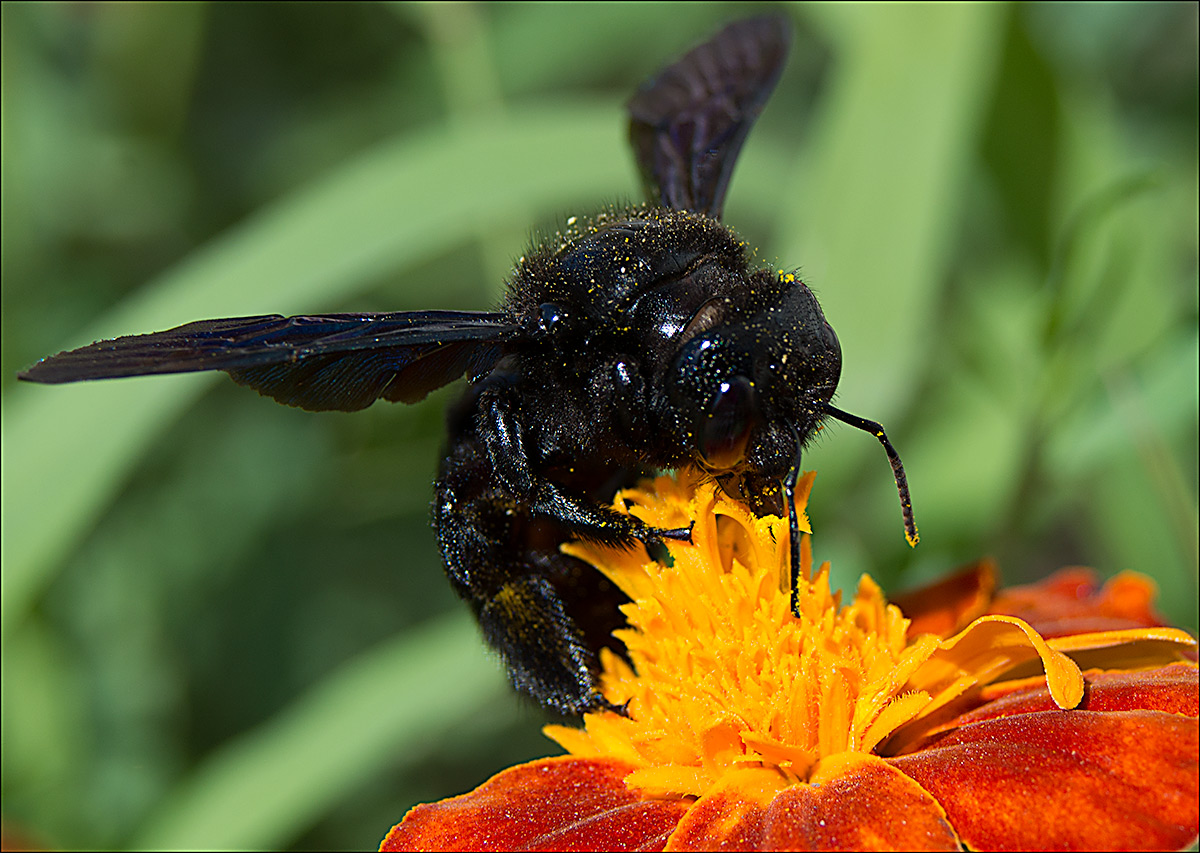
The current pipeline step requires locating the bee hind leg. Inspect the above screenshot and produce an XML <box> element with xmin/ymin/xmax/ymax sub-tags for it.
<box><xmin>477</xmin><ymin>575</ymin><xmax>617</xmax><ymax>715</ymax></box>
<box><xmin>434</xmin><ymin>442</ymin><xmax>619</xmax><ymax>715</ymax></box>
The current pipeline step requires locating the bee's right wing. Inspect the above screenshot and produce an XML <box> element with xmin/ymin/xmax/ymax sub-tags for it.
<box><xmin>18</xmin><ymin>311</ymin><xmax>523</xmax><ymax>412</ymax></box>
<box><xmin>627</xmin><ymin>16</ymin><xmax>791</xmax><ymax>221</ymax></box>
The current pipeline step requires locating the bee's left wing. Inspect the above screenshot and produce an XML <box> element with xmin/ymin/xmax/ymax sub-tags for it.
<box><xmin>18</xmin><ymin>311</ymin><xmax>522</xmax><ymax>412</ymax></box>
<box><xmin>627</xmin><ymin>15</ymin><xmax>791</xmax><ymax>220</ymax></box>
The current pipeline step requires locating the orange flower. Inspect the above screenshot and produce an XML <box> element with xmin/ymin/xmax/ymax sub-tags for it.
<box><xmin>382</xmin><ymin>473</ymin><xmax>1198</xmax><ymax>852</ymax></box>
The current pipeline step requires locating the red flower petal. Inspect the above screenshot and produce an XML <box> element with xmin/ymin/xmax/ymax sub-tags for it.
<box><xmin>988</xmin><ymin>567</ymin><xmax>1168</xmax><ymax>638</ymax></box>
<box><xmin>1075</xmin><ymin>663</ymin><xmax>1200</xmax><ymax>716</ymax></box>
<box><xmin>664</xmin><ymin>759</ymin><xmax>960</xmax><ymax>851</ymax></box>
<box><xmin>960</xmin><ymin>663</ymin><xmax>1199</xmax><ymax>723</ymax></box>
<box><xmin>892</xmin><ymin>559</ymin><xmax>997</xmax><ymax>640</ymax></box>
<box><xmin>380</xmin><ymin>756</ymin><xmax>690</xmax><ymax>852</ymax></box>
<box><xmin>890</xmin><ymin>707</ymin><xmax>1199</xmax><ymax>851</ymax></box>
<box><xmin>896</xmin><ymin>662</ymin><xmax>1199</xmax><ymax>746</ymax></box>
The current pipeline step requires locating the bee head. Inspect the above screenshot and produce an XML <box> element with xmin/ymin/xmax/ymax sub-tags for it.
<box><xmin>669</xmin><ymin>275</ymin><xmax>841</xmax><ymax>473</ymax></box>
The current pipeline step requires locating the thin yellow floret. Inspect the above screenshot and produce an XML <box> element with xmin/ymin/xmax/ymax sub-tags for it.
<box><xmin>546</xmin><ymin>472</ymin><xmax>1086</xmax><ymax>799</ymax></box>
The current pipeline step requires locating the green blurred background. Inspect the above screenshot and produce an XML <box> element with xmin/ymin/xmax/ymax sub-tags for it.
<box><xmin>2</xmin><ymin>3</ymin><xmax>1196</xmax><ymax>849</ymax></box>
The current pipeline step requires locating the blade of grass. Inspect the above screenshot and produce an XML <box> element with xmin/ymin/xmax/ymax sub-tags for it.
<box><xmin>773</xmin><ymin>5</ymin><xmax>1004</xmax><ymax>570</ymax></box>
<box><xmin>783</xmin><ymin>4</ymin><xmax>1004</xmax><ymax>417</ymax></box>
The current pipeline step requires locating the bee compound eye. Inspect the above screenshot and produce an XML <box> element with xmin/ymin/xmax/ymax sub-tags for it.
<box><xmin>700</xmin><ymin>374</ymin><xmax>756</xmax><ymax>469</ymax></box>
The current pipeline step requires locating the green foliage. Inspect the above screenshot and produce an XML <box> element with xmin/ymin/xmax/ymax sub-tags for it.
<box><xmin>3</xmin><ymin>3</ymin><xmax>1195</xmax><ymax>849</ymax></box>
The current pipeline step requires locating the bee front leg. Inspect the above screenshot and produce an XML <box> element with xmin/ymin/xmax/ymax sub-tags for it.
<box><xmin>480</xmin><ymin>392</ymin><xmax>691</xmax><ymax>548</ymax></box>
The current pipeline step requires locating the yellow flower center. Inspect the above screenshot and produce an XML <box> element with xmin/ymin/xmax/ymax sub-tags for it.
<box><xmin>546</xmin><ymin>472</ymin><xmax>1088</xmax><ymax>800</ymax></box>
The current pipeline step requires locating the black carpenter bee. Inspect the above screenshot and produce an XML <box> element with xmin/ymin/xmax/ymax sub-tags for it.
<box><xmin>19</xmin><ymin>17</ymin><xmax>916</xmax><ymax>715</ymax></box>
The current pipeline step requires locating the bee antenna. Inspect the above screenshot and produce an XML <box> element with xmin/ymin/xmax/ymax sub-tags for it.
<box><xmin>820</xmin><ymin>403</ymin><xmax>919</xmax><ymax>547</ymax></box>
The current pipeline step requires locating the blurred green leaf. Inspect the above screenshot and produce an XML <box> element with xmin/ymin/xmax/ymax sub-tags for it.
<box><xmin>133</xmin><ymin>612</ymin><xmax>507</xmax><ymax>850</ymax></box>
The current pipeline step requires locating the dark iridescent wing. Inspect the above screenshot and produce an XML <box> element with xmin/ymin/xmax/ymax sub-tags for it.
<box><xmin>19</xmin><ymin>311</ymin><xmax>521</xmax><ymax>411</ymax></box>
<box><xmin>627</xmin><ymin>16</ymin><xmax>791</xmax><ymax>220</ymax></box>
